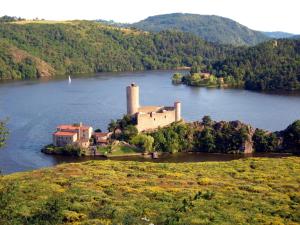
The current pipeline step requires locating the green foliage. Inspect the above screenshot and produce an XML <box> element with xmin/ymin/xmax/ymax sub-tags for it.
<box><xmin>0</xmin><ymin>16</ymin><xmax>24</xmax><ymax>23</ymax></box>
<box><xmin>172</xmin><ymin>73</ymin><xmax>183</xmax><ymax>84</ymax></box>
<box><xmin>132</xmin><ymin>13</ymin><xmax>269</xmax><ymax>46</ymax></box>
<box><xmin>0</xmin><ymin>157</ymin><xmax>299</xmax><ymax>224</ymax></box>
<box><xmin>122</xmin><ymin>125</ymin><xmax>138</xmax><ymax>141</ymax></box>
<box><xmin>130</xmin><ymin>134</ymin><xmax>154</xmax><ymax>152</ymax></box>
<box><xmin>149</xmin><ymin>122</ymin><xmax>193</xmax><ymax>153</ymax></box>
<box><xmin>197</xmin><ymin>127</ymin><xmax>216</xmax><ymax>152</ymax></box>
<box><xmin>253</xmin><ymin>129</ymin><xmax>279</xmax><ymax>152</ymax></box>
<box><xmin>149</xmin><ymin>119</ymin><xmax>251</xmax><ymax>153</ymax></box>
<box><xmin>109</xmin><ymin>115</ymin><xmax>137</xmax><ymax>141</ymax></box>
<box><xmin>0</xmin><ymin>182</ymin><xmax>20</xmax><ymax>224</ymax></box>
<box><xmin>0</xmin><ymin>20</ymin><xmax>231</xmax><ymax>80</ymax></box>
<box><xmin>0</xmin><ymin>119</ymin><xmax>8</xmax><ymax>148</ymax></box>
<box><xmin>176</xmin><ymin>72</ymin><xmax>230</xmax><ymax>88</ymax></box>
<box><xmin>28</xmin><ymin>195</ymin><xmax>66</xmax><ymax>225</ymax></box>
<box><xmin>212</xmin><ymin>39</ymin><xmax>300</xmax><ymax>91</ymax></box>
<box><xmin>282</xmin><ymin>120</ymin><xmax>300</xmax><ymax>151</ymax></box>
<box><xmin>42</xmin><ymin>144</ymin><xmax>84</xmax><ymax>156</ymax></box>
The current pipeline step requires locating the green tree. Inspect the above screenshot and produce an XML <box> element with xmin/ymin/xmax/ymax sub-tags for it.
<box><xmin>130</xmin><ymin>134</ymin><xmax>154</xmax><ymax>152</ymax></box>
<box><xmin>253</xmin><ymin>129</ymin><xmax>278</xmax><ymax>152</ymax></box>
<box><xmin>108</xmin><ymin>120</ymin><xmax>117</xmax><ymax>132</ymax></box>
<box><xmin>0</xmin><ymin>119</ymin><xmax>8</xmax><ymax>148</ymax></box>
<box><xmin>172</xmin><ymin>73</ymin><xmax>183</xmax><ymax>84</ymax></box>
<box><xmin>197</xmin><ymin>127</ymin><xmax>216</xmax><ymax>152</ymax></box>
<box><xmin>282</xmin><ymin>120</ymin><xmax>300</xmax><ymax>151</ymax></box>
<box><xmin>122</xmin><ymin>125</ymin><xmax>138</xmax><ymax>141</ymax></box>
<box><xmin>202</xmin><ymin>115</ymin><xmax>213</xmax><ymax>126</ymax></box>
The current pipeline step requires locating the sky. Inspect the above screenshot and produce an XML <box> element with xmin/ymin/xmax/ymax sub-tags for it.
<box><xmin>0</xmin><ymin>0</ymin><xmax>299</xmax><ymax>34</ymax></box>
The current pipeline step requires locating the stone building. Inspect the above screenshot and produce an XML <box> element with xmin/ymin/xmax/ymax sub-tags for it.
<box><xmin>53</xmin><ymin>123</ymin><xmax>93</xmax><ymax>148</ymax></box>
<box><xmin>126</xmin><ymin>83</ymin><xmax>181</xmax><ymax>132</ymax></box>
<box><xmin>93</xmin><ymin>132</ymin><xmax>112</xmax><ymax>146</ymax></box>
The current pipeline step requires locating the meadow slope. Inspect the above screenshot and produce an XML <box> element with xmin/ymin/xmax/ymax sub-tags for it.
<box><xmin>1</xmin><ymin>157</ymin><xmax>299</xmax><ymax>224</ymax></box>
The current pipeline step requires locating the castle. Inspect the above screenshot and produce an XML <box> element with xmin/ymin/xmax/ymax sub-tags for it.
<box><xmin>126</xmin><ymin>83</ymin><xmax>181</xmax><ymax>132</ymax></box>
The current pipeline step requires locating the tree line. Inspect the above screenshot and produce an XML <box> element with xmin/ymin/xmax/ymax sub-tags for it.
<box><xmin>108</xmin><ymin>115</ymin><xmax>300</xmax><ymax>154</ymax></box>
<box><xmin>0</xmin><ymin>20</ymin><xmax>233</xmax><ymax>80</ymax></box>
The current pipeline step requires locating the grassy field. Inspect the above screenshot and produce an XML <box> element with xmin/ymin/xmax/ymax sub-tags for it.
<box><xmin>0</xmin><ymin>157</ymin><xmax>299</xmax><ymax>224</ymax></box>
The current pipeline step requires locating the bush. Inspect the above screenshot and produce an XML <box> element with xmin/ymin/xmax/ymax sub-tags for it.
<box><xmin>130</xmin><ymin>134</ymin><xmax>154</xmax><ymax>152</ymax></box>
<box><xmin>253</xmin><ymin>129</ymin><xmax>279</xmax><ymax>152</ymax></box>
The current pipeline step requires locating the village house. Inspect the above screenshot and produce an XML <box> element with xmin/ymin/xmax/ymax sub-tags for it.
<box><xmin>53</xmin><ymin>123</ymin><xmax>93</xmax><ymax>148</ymax></box>
<box><xmin>93</xmin><ymin>132</ymin><xmax>112</xmax><ymax>146</ymax></box>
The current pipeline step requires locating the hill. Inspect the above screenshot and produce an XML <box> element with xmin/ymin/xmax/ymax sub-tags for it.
<box><xmin>132</xmin><ymin>13</ymin><xmax>269</xmax><ymax>46</ymax></box>
<box><xmin>0</xmin><ymin>20</ymin><xmax>232</xmax><ymax>80</ymax></box>
<box><xmin>210</xmin><ymin>39</ymin><xmax>300</xmax><ymax>91</ymax></box>
<box><xmin>291</xmin><ymin>35</ymin><xmax>300</xmax><ymax>39</ymax></box>
<box><xmin>263</xmin><ymin>31</ymin><xmax>295</xmax><ymax>39</ymax></box>
<box><xmin>0</xmin><ymin>157</ymin><xmax>299</xmax><ymax>224</ymax></box>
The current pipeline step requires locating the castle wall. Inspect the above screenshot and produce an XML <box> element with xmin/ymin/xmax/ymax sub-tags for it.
<box><xmin>136</xmin><ymin>110</ymin><xmax>176</xmax><ymax>132</ymax></box>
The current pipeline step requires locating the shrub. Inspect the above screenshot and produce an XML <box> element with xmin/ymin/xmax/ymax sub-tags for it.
<box><xmin>130</xmin><ymin>134</ymin><xmax>154</xmax><ymax>152</ymax></box>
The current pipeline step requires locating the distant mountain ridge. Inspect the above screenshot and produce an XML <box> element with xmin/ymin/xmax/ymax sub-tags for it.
<box><xmin>263</xmin><ymin>31</ymin><xmax>295</xmax><ymax>39</ymax></box>
<box><xmin>131</xmin><ymin>13</ymin><xmax>269</xmax><ymax>46</ymax></box>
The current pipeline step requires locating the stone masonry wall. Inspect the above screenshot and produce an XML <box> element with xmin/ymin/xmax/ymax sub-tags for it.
<box><xmin>136</xmin><ymin>110</ymin><xmax>176</xmax><ymax>132</ymax></box>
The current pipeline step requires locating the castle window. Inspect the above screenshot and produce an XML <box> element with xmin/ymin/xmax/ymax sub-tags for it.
<box><xmin>154</xmin><ymin>118</ymin><xmax>156</xmax><ymax>121</ymax></box>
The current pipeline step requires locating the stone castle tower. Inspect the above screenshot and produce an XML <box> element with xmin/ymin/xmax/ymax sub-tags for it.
<box><xmin>126</xmin><ymin>83</ymin><xmax>182</xmax><ymax>131</ymax></box>
<box><xmin>126</xmin><ymin>83</ymin><xmax>140</xmax><ymax>115</ymax></box>
<box><xmin>174</xmin><ymin>101</ymin><xmax>181</xmax><ymax>121</ymax></box>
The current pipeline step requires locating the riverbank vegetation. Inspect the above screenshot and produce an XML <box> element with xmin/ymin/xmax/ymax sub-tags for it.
<box><xmin>109</xmin><ymin>115</ymin><xmax>300</xmax><ymax>154</ymax></box>
<box><xmin>0</xmin><ymin>157</ymin><xmax>299</xmax><ymax>224</ymax></box>
<box><xmin>0</xmin><ymin>119</ymin><xmax>8</xmax><ymax>149</ymax></box>
<box><xmin>174</xmin><ymin>40</ymin><xmax>300</xmax><ymax>91</ymax></box>
<box><xmin>41</xmin><ymin>144</ymin><xmax>85</xmax><ymax>157</ymax></box>
<box><xmin>211</xmin><ymin>40</ymin><xmax>300</xmax><ymax>91</ymax></box>
<box><xmin>172</xmin><ymin>72</ymin><xmax>242</xmax><ymax>88</ymax></box>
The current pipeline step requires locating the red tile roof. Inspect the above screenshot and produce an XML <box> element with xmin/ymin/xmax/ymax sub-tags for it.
<box><xmin>94</xmin><ymin>132</ymin><xmax>110</xmax><ymax>137</ymax></box>
<box><xmin>57</xmin><ymin>125</ymin><xmax>90</xmax><ymax>130</ymax></box>
<box><xmin>53</xmin><ymin>131</ymin><xmax>77</xmax><ymax>137</ymax></box>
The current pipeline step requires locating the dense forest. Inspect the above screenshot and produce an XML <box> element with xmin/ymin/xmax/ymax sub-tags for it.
<box><xmin>132</xmin><ymin>13</ymin><xmax>269</xmax><ymax>46</ymax></box>
<box><xmin>210</xmin><ymin>39</ymin><xmax>300</xmax><ymax>91</ymax></box>
<box><xmin>0</xmin><ymin>20</ymin><xmax>234</xmax><ymax>80</ymax></box>
<box><xmin>0</xmin><ymin>18</ymin><xmax>299</xmax><ymax>91</ymax></box>
<box><xmin>109</xmin><ymin>115</ymin><xmax>300</xmax><ymax>154</ymax></box>
<box><xmin>172</xmin><ymin>39</ymin><xmax>300</xmax><ymax>91</ymax></box>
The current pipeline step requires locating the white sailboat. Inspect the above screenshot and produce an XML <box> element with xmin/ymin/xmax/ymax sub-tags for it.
<box><xmin>68</xmin><ymin>76</ymin><xmax>72</xmax><ymax>84</ymax></box>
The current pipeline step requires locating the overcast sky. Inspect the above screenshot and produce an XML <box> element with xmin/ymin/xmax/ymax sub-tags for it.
<box><xmin>1</xmin><ymin>0</ymin><xmax>299</xmax><ymax>34</ymax></box>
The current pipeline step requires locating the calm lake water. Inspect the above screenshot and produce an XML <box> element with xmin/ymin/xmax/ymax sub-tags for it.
<box><xmin>0</xmin><ymin>70</ymin><xmax>300</xmax><ymax>174</ymax></box>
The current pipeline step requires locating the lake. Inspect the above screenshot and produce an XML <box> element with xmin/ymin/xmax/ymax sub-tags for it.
<box><xmin>0</xmin><ymin>70</ymin><xmax>300</xmax><ymax>174</ymax></box>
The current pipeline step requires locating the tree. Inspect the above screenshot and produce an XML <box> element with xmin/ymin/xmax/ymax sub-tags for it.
<box><xmin>253</xmin><ymin>129</ymin><xmax>278</xmax><ymax>152</ymax></box>
<box><xmin>197</xmin><ymin>127</ymin><xmax>216</xmax><ymax>152</ymax></box>
<box><xmin>172</xmin><ymin>73</ymin><xmax>183</xmax><ymax>84</ymax></box>
<box><xmin>282</xmin><ymin>120</ymin><xmax>300</xmax><ymax>151</ymax></box>
<box><xmin>0</xmin><ymin>119</ymin><xmax>8</xmax><ymax>149</ymax></box>
<box><xmin>122</xmin><ymin>125</ymin><xmax>138</xmax><ymax>141</ymax></box>
<box><xmin>202</xmin><ymin>115</ymin><xmax>213</xmax><ymax>126</ymax></box>
<box><xmin>108</xmin><ymin>120</ymin><xmax>117</xmax><ymax>132</ymax></box>
<box><xmin>130</xmin><ymin>134</ymin><xmax>154</xmax><ymax>152</ymax></box>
